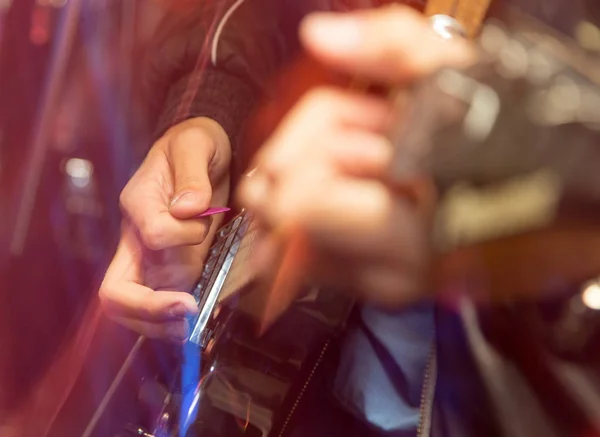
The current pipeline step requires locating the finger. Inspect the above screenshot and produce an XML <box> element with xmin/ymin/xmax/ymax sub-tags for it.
<box><xmin>300</xmin><ymin>5</ymin><xmax>475</xmax><ymax>84</ymax></box>
<box><xmin>239</xmin><ymin>131</ymin><xmax>391</xmax><ymax>214</ymax></box>
<box><xmin>249</xmin><ymin>227</ymin><xmax>280</xmax><ymax>273</ymax></box>
<box><xmin>100</xmin><ymin>233</ymin><xmax>199</xmax><ymax>321</ymax></box>
<box><xmin>100</xmin><ymin>279</ymin><xmax>198</xmax><ymax>321</ymax></box>
<box><xmin>266</xmin><ymin>174</ymin><xmax>430</xmax><ymax>267</ymax></box>
<box><xmin>103</xmin><ymin>222</ymin><xmax>143</xmax><ymax>283</ymax></box>
<box><xmin>327</xmin><ymin>130</ymin><xmax>393</xmax><ymax>178</ymax></box>
<box><xmin>168</xmin><ymin>126</ymin><xmax>217</xmax><ymax>219</ymax></box>
<box><xmin>143</xmin><ymin>252</ymin><xmax>208</xmax><ymax>292</ymax></box>
<box><xmin>247</xmin><ymin>211</ymin><xmax>429</xmax><ymax>309</ymax></box>
<box><xmin>261</xmin><ymin>87</ymin><xmax>393</xmax><ymax>173</ymax></box>
<box><xmin>111</xmin><ymin>316</ymin><xmax>191</xmax><ymax>342</ymax></box>
<box><xmin>121</xmin><ymin>181</ymin><xmax>212</xmax><ymax>250</ymax></box>
<box><xmin>264</xmin><ymin>128</ymin><xmax>393</xmax><ymax>180</ymax></box>
<box><xmin>237</xmin><ymin>89</ymin><xmax>393</xmax><ymax>209</ymax></box>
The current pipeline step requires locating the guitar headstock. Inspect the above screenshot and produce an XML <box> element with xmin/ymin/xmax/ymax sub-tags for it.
<box><xmin>391</xmin><ymin>13</ymin><xmax>600</xmax><ymax>253</ymax></box>
<box><xmin>388</xmin><ymin>11</ymin><xmax>600</xmax><ymax>299</ymax></box>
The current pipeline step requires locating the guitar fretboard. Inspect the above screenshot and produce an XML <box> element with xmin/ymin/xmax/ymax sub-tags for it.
<box><xmin>217</xmin><ymin>216</ymin><xmax>261</xmax><ymax>305</ymax></box>
<box><xmin>189</xmin><ymin>212</ymin><xmax>271</xmax><ymax>345</ymax></box>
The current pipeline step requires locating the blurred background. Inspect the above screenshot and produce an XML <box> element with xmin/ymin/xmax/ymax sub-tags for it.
<box><xmin>0</xmin><ymin>0</ymin><xmax>599</xmax><ymax>434</ymax></box>
<box><xmin>0</xmin><ymin>0</ymin><xmax>167</xmax><ymax>418</ymax></box>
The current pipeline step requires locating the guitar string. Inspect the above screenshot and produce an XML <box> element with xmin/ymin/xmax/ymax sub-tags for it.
<box><xmin>140</xmin><ymin>210</ymin><xmax>246</xmax><ymax>292</ymax></box>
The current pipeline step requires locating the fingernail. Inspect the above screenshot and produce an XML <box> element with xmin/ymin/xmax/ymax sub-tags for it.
<box><xmin>303</xmin><ymin>14</ymin><xmax>363</xmax><ymax>53</ymax></box>
<box><xmin>169</xmin><ymin>302</ymin><xmax>189</xmax><ymax>318</ymax></box>
<box><xmin>170</xmin><ymin>191</ymin><xmax>193</xmax><ymax>208</ymax></box>
<box><xmin>196</xmin><ymin>207</ymin><xmax>231</xmax><ymax>217</ymax></box>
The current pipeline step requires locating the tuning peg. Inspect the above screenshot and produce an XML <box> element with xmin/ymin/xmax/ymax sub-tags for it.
<box><xmin>430</xmin><ymin>15</ymin><xmax>467</xmax><ymax>40</ymax></box>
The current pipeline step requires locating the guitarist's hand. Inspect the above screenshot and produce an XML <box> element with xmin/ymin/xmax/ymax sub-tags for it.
<box><xmin>99</xmin><ymin>117</ymin><xmax>231</xmax><ymax>341</ymax></box>
<box><xmin>238</xmin><ymin>6</ymin><xmax>473</xmax><ymax>306</ymax></box>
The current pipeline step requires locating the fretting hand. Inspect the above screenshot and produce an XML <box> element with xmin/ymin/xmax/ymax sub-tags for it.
<box><xmin>238</xmin><ymin>5</ymin><xmax>474</xmax><ymax>306</ymax></box>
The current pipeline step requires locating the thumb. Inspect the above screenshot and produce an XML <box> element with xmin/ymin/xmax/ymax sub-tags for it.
<box><xmin>168</xmin><ymin>128</ymin><xmax>215</xmax><ymax>219</ymax></box>
<box><xmin>300</xmin><ymin>6</ymin><xmax>474</xmax><ymax>84</ymax></box>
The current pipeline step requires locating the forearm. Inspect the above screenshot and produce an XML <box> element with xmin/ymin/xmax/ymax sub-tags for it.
<box><xmin>144</xmin><ymin>0</ymin><xmax>297</xmax><ymax>152</ymax></box>
<box><xmin>155</xmin><ymin>69</ymin><xmax>258</xmax><ymax>153</ymax></box>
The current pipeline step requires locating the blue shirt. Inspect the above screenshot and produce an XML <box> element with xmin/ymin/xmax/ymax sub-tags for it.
<box><xmin>332</xmin><ymin>303</ymin><xmax>435</xmax><ymax>432</ymax></box>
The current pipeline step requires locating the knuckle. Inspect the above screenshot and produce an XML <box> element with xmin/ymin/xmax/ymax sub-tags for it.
<box><xmin>98</xmin><ymin>283</ymin><xmax>116</xmax><ymax>313</ymax></box>
<box><xmin>252</xmin><ymin>154</ymin><xmax>285</xmax><ymax>187</ymax></box>
<box><xmin>140</xmin><ymin>220</ymin><xmax>168</xmax><ymax>251</ymax></box>
<box><xmin>142</xmin><ymin>296</ymin><xmax>160</xmax><ymax>320</ymax></box>
<box><xmin>260</xmin><ymin>151</ymin><xmax>285</xmax><ymax>177</ymax></box>
<box><xmin>118</xmin><ymin>186</ymin><xmax>132</xmax><ymax>212</ymax></box>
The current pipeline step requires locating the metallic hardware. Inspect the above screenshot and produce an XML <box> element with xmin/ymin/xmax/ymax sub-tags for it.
<box><xmin>276</xmin><ymin>342</ymin><xmax>331</xmax><ymax>437</ymax></box>
<box><xmin>188</xmin><ymin>213</ymin><xmax>251</xmax><ymax>347</ymax></box>
<box><xmin>416</xmin><ymin>340</ymin><xmax>437</xmax><ymax>437</ymax></box>
<box><xmin>430</xmin><ymin>14</ymin><xmax>467</xmax><ymax>40</ymax></box>
<box><xmin>122</xmin><ymin>424</ymin><xmax>155</xmax><ymax>437</ymax></box>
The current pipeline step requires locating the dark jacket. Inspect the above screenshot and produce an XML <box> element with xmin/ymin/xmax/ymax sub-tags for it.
<box><xmin>142</xmin><ymin>0</ymin><xmax>423</xmax><ymax>167</ymax></box>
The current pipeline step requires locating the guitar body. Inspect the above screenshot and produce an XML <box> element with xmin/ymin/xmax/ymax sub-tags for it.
<box><xmin>140</xmin><ymin>213</ymin><xmax>354</xmax><ymax>437</ymax></box>
<box><xmin>56</xmin><ymin>212</ymin><xmax>353</xmax><ymax>437</ymax></box>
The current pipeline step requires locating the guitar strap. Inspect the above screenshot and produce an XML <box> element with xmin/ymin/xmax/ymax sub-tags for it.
<box><xmin>425</xmin><ymin>0</ymin><xmax>493</xmax><ymax>38</ymax></box>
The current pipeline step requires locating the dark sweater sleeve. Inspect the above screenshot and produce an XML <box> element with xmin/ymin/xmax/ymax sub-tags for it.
<box><xmin>143</xmin><ymin>0</ymin><xmax>300</xmax><ymax>151</ymax></box>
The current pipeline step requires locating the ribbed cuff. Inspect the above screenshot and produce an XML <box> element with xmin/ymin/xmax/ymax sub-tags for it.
<box><xmin>154</xmin><ymin>68</ymin><xmax>258</xmax><ymax>153</ymax></box>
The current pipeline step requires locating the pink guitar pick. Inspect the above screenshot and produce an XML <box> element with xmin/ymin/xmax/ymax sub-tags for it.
<box><xmin>196</xmin><ymin>207</ymin><xmax>231</xmax><ymax>217</ymax></box>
